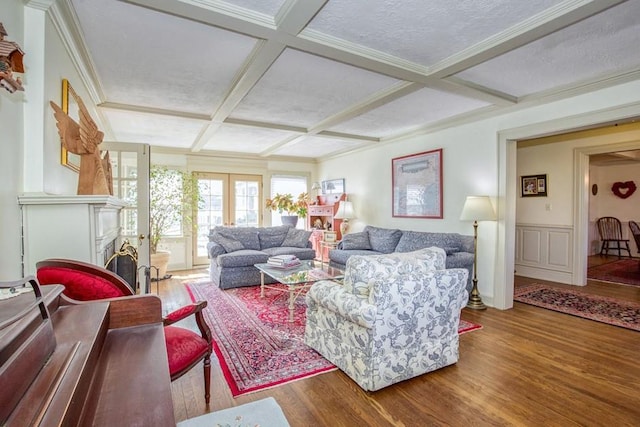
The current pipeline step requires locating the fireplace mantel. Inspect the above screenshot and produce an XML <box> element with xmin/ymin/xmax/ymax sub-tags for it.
<box><xmin>18</xmin><ymin>193</ymin><xmax>128</xmax><ymax>276</ymax></box>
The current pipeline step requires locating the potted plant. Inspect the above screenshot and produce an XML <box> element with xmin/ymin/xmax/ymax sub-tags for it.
<box><xmin>265</xmin><ymin>192</ymin><xmax>310</xmax><ymax>227</ymax></box>
<box><xmin>149</xmin><ymin>165</ymin><xmax>201</xmax><ymax>279</ymax></box>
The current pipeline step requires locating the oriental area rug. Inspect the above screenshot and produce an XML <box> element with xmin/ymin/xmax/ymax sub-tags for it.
<box><xmin>514</xmin><ymin>284</ymin><xmax>640</xmax><ymax>332</ymax></box>
<box><xmin>586</xmin><ymin>259</ymin><xmax>640</xmax><ymax>287</ymax></box>
<box><xmin>186</xmin><ymin>280</ymin><xmax>481</xmax><ymax>396</ymax></box>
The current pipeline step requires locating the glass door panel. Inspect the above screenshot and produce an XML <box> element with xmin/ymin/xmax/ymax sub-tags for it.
<box><xmin>231</xmin><ymin>175</ymin><xmax>261</xmax><ymax>228</ymax></box>
<box><xmin>102</xmin><ymin>142</ymin><xmax>150</xmax><ymax>287</ymax></box>
<box><xmin>193</xmin><ymin>173</ymin><xmax>261</xmax><ymax>265</ymax></box>
<box><xmin>195</xmin><ymin>173</ymin><xmax>228</xmax><ymax>265</ymax></box>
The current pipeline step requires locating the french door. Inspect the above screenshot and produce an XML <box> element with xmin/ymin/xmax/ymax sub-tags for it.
<box><xmin>193</xmin><ymin>173</ymin><xmax>262</xmax><ymax>265</ymax></box>
<box><xmin>102</xmin><ymin>142</ymin><xmax>151</xmax><ymax>281</ymax></box>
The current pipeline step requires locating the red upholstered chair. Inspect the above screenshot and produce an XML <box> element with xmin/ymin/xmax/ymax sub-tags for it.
<box><xmin>36</xmin><ymin>258</ymin><xmax>213</xmax><ymax>403</ymax></box>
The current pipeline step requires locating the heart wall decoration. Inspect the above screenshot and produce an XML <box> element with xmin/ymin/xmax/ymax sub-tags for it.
<box><xmin>611</xmin><ymin>181</ymin><xmax>637</xmax><ymax>199</ymax></box>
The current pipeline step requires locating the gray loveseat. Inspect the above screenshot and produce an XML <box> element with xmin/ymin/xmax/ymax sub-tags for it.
<box><xmin>207</xmin><ymin>225</ymin><xmax>316</xmax><ymax>289</ymax></box>
<box><xmin>329</xmin><ymin>225</ymin><xmax>475</xmax><ymax>293</ymax></box>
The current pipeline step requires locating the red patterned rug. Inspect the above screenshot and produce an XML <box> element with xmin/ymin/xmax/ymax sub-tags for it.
<box><xmin>186</xmin><ymin>280</ymin><xmax>481</xmax><ymax>396</ymax></box>
<box><xmin>514</xmin><ymin>284</ymin><xmax>640</xmax><ymax>331</ymax></box>
<box><xmin>587</xmin><ymin>259</ymin><xmax>640</xmax><ymax>287</ymax></box>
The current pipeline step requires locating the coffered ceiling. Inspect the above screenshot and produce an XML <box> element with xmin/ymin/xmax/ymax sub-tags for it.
<box><xmin>53</xmin><ymin>0</ymin><xmax>640</xmax><ymax>161</ymax></box>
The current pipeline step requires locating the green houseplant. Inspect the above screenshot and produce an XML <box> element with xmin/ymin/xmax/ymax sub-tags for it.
<box><xmin>149</xmin><ymin>165</ymin><xmax>201</xmax><ymax>277</ymax></box>
<box><xmin>265</xmin><ymin>192</ymin><xmax>310</xmax><ymax>227</ymax></box>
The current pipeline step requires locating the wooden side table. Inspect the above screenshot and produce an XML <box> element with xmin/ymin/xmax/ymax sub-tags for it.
<box><xmin>320</xmin><ymin>240</ymin><xmax>338</xmax><ymax>265</ymax></box>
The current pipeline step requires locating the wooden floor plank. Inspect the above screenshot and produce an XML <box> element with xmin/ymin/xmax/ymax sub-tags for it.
<box><xmin>161</xmin><ymin>256</ymin><xmax>640</xmax><ymax>426</ymax></box>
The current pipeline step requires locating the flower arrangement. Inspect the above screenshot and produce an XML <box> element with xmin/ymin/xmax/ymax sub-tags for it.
<box><xmin>265</xmin><ymin>192</ymin><xmax>310</xmax><ymax>218</ymax></box>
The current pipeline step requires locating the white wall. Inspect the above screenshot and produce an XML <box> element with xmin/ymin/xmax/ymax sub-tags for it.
<box><xmin>0</xmin><ymin>0</ymin><xmax>25</xmax><ymax>280</ymax></box>
<box><xmin>319</xmin><ymin>79</ymin><xmax>640</xmax><ymax>308</ymax></box>
<box><xmin>590</xmin><ymin>162</ymin><xmax>640</xmax><ymax>222</ymax></box>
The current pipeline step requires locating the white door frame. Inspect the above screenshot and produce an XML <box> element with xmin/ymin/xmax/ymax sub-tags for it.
<box><xmin>496</xmin><ymin>101</ymin><xmax>640</xmax><ymax>310</ymax></box>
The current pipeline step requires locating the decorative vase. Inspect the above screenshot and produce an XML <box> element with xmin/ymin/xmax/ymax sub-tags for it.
<box><xmin>280</xmin><ymin>215</ymin><xmax>299</xmax><ymax>227</ymax></box>
<box><xmin>150</xmin><ymin>250</ymin><xmax>171</xmax><ymax>279</ymax></box>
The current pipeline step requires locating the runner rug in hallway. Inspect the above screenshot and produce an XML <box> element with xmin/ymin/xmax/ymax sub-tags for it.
<box><xmin>514</xmin><ymin>284</ymin><xmax>640</xmax><ymax>331</ymax></box>
<box><xmin>587</xmin><ymin>258</ymin><xmax>640</xmax><ymax>287</ymax></box>
<box><xmin>186</xmin><ymin>280</ymin><xmax>482</xmax><ymax>396</ymax></box>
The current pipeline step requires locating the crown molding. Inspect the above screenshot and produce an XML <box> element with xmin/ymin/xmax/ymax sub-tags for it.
<box><xmin>23</xmin><ymin>0</ymin><xmax>55</xmax><ymax>11</ymax></box>
<box><xmin>48</xmin><ymin>0</ymin><xmax>104</xmax><ymax>104</ymax></box>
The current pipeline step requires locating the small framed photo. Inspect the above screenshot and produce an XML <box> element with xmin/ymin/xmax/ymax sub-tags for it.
<box><xmin>323</xmin><ymin>231</ymin><xmax>337</xmax><ymax>243</ymax></box>
<box><xmin>521</xmin><ymin>174</ymin><xmax>548</xmax><ymax>197</ymax></box>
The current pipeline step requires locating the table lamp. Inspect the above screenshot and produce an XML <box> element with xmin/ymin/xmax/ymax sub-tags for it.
<box><xmin>334</xmin><ymin>201</ymin><xmax>355</xmax><ymax>236</ymax></box>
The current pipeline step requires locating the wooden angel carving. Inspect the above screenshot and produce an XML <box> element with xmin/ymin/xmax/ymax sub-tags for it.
<box><xmin>50</xmin><ymin>85</ymin><xmax>112</xmax><ymax>195</ymax></box>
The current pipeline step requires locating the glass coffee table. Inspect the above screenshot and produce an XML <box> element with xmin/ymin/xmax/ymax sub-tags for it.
<box><xmin>254</xmin><ymin>260</ymin><xmax>344</xmax><ymax>322</ymax></box>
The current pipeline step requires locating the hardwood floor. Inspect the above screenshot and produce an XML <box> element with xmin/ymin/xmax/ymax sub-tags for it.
<box><xmin>160</xmin><ymin>257</ymin><xmax>640</xmax><ymax>426</ymax></box>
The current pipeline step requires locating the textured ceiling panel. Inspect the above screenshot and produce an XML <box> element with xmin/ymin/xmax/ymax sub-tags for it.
<box><xmin>102</xmin><ymin>109</ymin><xmax>205</xmax><ymax>147</ymax></box>
<box><xmin>229</xmin><ymin>48</ymin><xmax>399</xmax><ymax>127</ymax></box>
<box><xmin>272</xmin><ymin>135</ymin><xmax>368</xmax><ymax>158</ymax></box>
<box><xmin>71</xmin><ymin>0</ymin><xmax>258</xmax><ymax>115</ymax></box>
<box><xmin>221</xmin><ymin>0</ymin><xmax>287</xmax><ymax>17</ymax></box>
<box><xmin>306</xmin><ymin>0</ymin><xmax>563</xmax><ymax>66</ymax></box>
<box><xmin>201</xmin><ymin>124</ymin><xmax>298</xmax><ymax>153</ymax></box>
<box><xmin>456</xmin><ymin>1</ymin><xmax>640</xmax><ymax>97</ymax></box>
<box><xmin>329</xmin><ymin>88</ymin><xmax>490</xmax><ymax>137</ymax></box>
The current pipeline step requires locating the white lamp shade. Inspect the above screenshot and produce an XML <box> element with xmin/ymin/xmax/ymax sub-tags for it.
<box><xmin>460</xmin><ymin>196</ymin><xmax>496</xmax><ymax>221</ymax></box>
<box><xmin>334</xmin><ymin>201</ymin><xmax>355</xmax><ymax>219</ymax></box>
<box><xmin>311</xmin><ymin>182</ymin><xmax>321</xmax><ymax>190</ymax></box>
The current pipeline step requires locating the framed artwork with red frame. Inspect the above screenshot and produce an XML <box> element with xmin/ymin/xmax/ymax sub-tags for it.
<box><xmin>392</xmin><ymin>148</ymin><xmax>443</xmax><ymax>218</ymax></box>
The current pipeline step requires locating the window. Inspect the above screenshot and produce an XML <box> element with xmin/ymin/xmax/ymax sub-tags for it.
<box><xmin>270</xmin><ymin>175</ymin><xmax>308</xmax><ymax>228</ymax></box>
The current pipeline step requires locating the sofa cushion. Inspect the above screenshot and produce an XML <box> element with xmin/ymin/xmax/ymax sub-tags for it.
<box><xmin>341</xmin><ymin>231</ymin><xmax>371</xmax><ymax>250</ymax></box>
<box><xmin>258</xmin><ymin>225</ymin><xmax>290</xmax><ymax>249</ymax></box>
<box><xmin>395</xmin><ymin>231</ymin><xmax>461</xmax><ymax>253</ymax></box>
<box><xmin>281</xmin><ymin>228</ymin><xmax>312</xmax><ymax>248</ymax></box>
<box><xmin>210</xmin><ymin>232</ymin><xmax>245</xmax><ymax>253</ymax></box>
<box><xmin>217</xmin><ymin>250</ymin><xmax>269</xmax><ymax>268</ymax></box>
<box><xmin>262</xmin><ymin>246</ymin><xmax>316</xmax><ymax>260</ymax></box>
<box><xmin>364</xmin><ymin>225</ymin><xmax>402</xmax><ymax>253</ymax></box>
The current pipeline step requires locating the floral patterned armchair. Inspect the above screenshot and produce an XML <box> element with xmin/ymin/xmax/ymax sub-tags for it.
<box><xmin>304</xmin><ymin>248</ymin><xmax>469</xmax><ymax>391</ymax></box>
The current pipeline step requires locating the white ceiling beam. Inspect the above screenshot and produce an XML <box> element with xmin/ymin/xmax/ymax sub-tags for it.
<box><xmin>276</xmin><ymin>0</ymin><xmax>328</xmax><ymax>35</ymax></box>
<box><xmin>427</xmin><ymin>0</ymin><xmax>627</xmax><ymax>78</ymax></box>
<box><xmin>307</xmin><ymin>81</ymin><xmax>422</xmax><ymax>133</ymax></box>
<box><xmin>98</xmin><ymin>102</ymin><xmax>211</xmax><ymax>121</ymax></box>
<box><xmin>223</xmin><ymin>118</ymin><xmax>307</xmax><ymax>134</ymax></box>
<box><xmin>190</xmin><ymin>1</ymin><xmax>328</xmax><ymax>152</ymax></box>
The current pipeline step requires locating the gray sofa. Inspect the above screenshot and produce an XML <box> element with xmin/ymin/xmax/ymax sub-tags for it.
<box><xmin>329</xmin><ymin>225</ymin><xmax>475</xmax><ymax>293</ymax></box>
<box><xmin>207</xmin><ymin>225</ymin><xmax>316</xmax><ymax>289</ymax></box>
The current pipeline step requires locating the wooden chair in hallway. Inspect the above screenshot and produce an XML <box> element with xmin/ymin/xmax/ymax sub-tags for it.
<box><xmin>596</xmin><ymin>217</ymin><xmax>631</xmax><ymax>258</ymax></box>
<box><xmin>629</xmin><ymin>220</ymin><xmax>640</xmax><ymax>255</ymax></box>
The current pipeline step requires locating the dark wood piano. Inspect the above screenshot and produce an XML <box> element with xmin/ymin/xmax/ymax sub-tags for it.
<box><xmin>0</xmin><ymin>277</ymin><xmax>175</xmax><ymax>426</ymax></box>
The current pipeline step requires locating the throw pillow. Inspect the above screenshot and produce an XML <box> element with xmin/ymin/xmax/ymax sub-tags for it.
<box><xmin>211</xmin><ymin>232</ymin><xmax>245</xmax><ymax>253</ymax></box>
<box><xmin>341</xmin><ymin>231</ymin><xmax>371</xmax><ymax>250</ymax></box>
<box><xmin>258</xmin><ymin>225</ymin><xmax>290</xmax><ymax>249</ymax></box>
<box><xmin>281</xmin><ymin>228</ymin><xmax>312</xmax><ymax>248</ymax></box>
<box><xmin>365</xmin><ymin>226</ymin><xmax>402</xmax><ymax>253</ymax></box>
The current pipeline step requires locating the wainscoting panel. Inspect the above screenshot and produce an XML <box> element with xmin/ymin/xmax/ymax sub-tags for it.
<box><xmin>516</xmin><ymin>224</ymin><xmax>573</xmax><ymax>284</ymax></box>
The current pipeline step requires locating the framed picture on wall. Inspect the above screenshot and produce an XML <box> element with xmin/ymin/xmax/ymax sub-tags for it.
<box><xmin>322</xmin><ymin>178</ymin><xmax>345</xmax><ymax>194</ymax></box>
<box><xmin>392</xmin><ymin>148</ymin><xmax>443</xmax><ymax>218</ymax></box>
<box><xmin>521</xmin><ymin>174</ymin><xmax>548</xmax><ymax>197</ymax></box>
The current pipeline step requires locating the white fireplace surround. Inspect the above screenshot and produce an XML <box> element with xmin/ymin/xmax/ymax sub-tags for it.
<box><xmin>18</xmin><ymin>194</ymin><xmax>128</xmax><ymax>276</ymax></box>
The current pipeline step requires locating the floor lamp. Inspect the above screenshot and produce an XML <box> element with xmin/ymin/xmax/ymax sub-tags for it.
<box><xmin>460</xmin><ymin>196</ymin><xmax>496</xmax><ymax>310</ymax></box>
